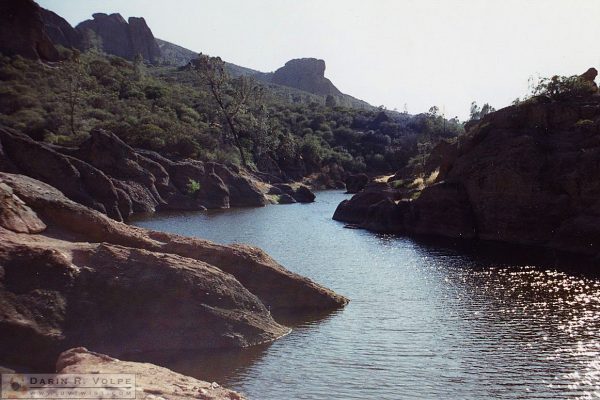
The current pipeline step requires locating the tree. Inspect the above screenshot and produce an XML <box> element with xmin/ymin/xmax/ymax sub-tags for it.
<box><xmin>133</xmin><ymin>53</ymin><xmax>144</xmax><ymax>81</ymax></box>
<box><xmin>469</xmin><ymin>101</ymin><xmax>495</xmax><ymax>121</ymax></box>
<box><xmin>62</xmin><ymin>50</ymin><xmax>84</xmax><ymax>136</ymax></box>
<box><xmin>531</xmin><ymin>74</ymin><xmax>597</xmax><ymax>99</ymax></box>
<box><xmin>191</xmin><ymin>53</ymin><xmax>260</xmax><ymax>167</ymax></box>
<box><xmin>469</xmin><ymin>101</ymin><xmax>480</xmax><ymax>121</ymax></box>
<box><xmin>325</xmin><ymin>94</ymin><xmax>337</xmax><ymax>108</ymax></box>
<box><xmin>480</xmin><ymin>103</ymin><xmax>496</xmax><ymax>118</ymax></box>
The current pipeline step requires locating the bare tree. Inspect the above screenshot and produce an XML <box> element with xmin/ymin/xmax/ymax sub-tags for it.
<box><xmin>192</xmin><ymin>53</ymin><xmax>260</xmax><ymax>167</ymax></box>
<box><xmin>63</xmin><ymin>50</ymin><xmax>84</xmax><ymax>136</ymax></box>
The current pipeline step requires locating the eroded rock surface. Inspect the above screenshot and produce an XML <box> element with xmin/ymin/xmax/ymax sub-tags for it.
<box><xmin>57</xmin><ymin>347</ymin><xmax>246</xmax><ymax>400</ymax></box>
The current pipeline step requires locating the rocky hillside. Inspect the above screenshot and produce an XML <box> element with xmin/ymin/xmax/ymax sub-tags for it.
<box><xmin>0</xmin><ymin>126</ymin><xmax>321</xmax><ymax>222</ymax></box>
<box><xmin>334</xmin><ymin>69</ymin><xmax>600</xmax><ymax>259</ymax></box>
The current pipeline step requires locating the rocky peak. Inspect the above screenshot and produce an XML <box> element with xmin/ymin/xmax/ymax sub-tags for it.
<box><xmin>76</xmin><ymin>12</ymin><xmax>161</xmax><ymax>63</ymax></box>
<box><xmin>272</xmin><ymin>58</ymin><xmax>341</xmax><ymax>96</ymax></box>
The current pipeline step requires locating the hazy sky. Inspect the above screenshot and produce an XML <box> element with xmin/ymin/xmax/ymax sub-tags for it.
<box><xmin>38</xmin><ymin>0</ymin><xmax>600</xmax><ymax>119</ymax></box>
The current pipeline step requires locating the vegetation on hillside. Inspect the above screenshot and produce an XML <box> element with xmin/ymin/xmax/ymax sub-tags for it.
<box><xmin>0</xmin><ymin>49</ymin><xmax>464</xmax><ymax>178</ymax></box>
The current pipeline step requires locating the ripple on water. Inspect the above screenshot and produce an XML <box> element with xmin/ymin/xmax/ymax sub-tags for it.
<box><xmin>133</xmin><ymin>191</ymin><xmax>600</xmax><ymax>400</ymax></box>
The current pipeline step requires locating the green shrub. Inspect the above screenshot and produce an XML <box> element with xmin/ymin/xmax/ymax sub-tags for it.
<box><xmin>186</xmin><ymin>178</ymin><xmax>201</xmax><ymax>197</ymax></box>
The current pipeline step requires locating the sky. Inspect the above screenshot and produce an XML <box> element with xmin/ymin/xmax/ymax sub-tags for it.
<box><xmin>38</xmin><ymin>0</ymin><xmax>600</xmax><ymax>120</ymax></box>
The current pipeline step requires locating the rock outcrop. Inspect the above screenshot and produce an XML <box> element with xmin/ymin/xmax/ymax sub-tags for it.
<box><xmin>334</xmin><ymin>89</ymin><xmax>600</xmax><ymax>258</ymax></box>
<box><xmin>344</xmin><ymin>173</ymin><xmax>369</xmax><ymax>194</ymax></box>
<box><xmin>57</xmin><ymin>347</ymin><xmax>246</xmax><ymax>400</ymax></box>
<box><xmin>0</xmin><ymin>0</ymin><xmax>60</xmax><ymax>61</ymax></box>
<box><xmin>0</xmin><ymin>172</ymin><xmax>347</xmax><ymax>369</ymax></box>
<box><xmin>272</xmin><ymin>58</ymin><xmax>341</xmax><ymax>97</ymax></box>
<box><xmin>39</xmin><ymin>8</ymin><xmax>83</xmax><ymax>50</ymax></box>
<box><xmin>0</xmin><ymin>127</ymin><xmax>269</xmax><ymax>221</ymax></box>
<box><xmin>272</xmin><ymin>184</ymin><xmax>316</xmax><ymax>203</ymax></box>
<box><xmin>76</xmin><ymin>13</ymin><xmax>161</xmax><ymax>63</ymax></box>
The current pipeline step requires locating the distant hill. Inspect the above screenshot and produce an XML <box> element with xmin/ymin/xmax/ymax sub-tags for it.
<box><xmin>156</xmin><ymin>38</ymin><xmax>266</xmax><ymax>78</ymax></box>
<box><xmin>157</xmin><ymin>39</ymin><xmax>373</xmax><ymax>109</ymax></box>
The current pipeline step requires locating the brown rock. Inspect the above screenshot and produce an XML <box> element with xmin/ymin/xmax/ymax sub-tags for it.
<box><xmin>272</xmin><ymin>58</ymin><xmax>341</xmax><ymax>97</ymax></box>
<box><xmin>0</xmin><ymin>182</ymin><xmax>46</xmax><ymax>233</ymax></box>
<box><xmin>333</xmin><ymin>183</ymin><xmax>399</xmax><ymax>224</ymax></box>
<box><xmin>40</xmin><ymin>7</ymin><xmax>82</xmax><ymax>50</ymax></box>
<box><xmin>336</xmin><ymin>92</ymin><xmax>600</xmax><ymax>258</ymax></box>
<box><xmin>580</xmin><ymin>67</ymin><xmax>598</xmax><ymax>90</ymax></box>
<box><xmin>57</xmin><ymin>347</ymin><xmax>246</xmax><ymax>400</ymax></box>
<box><xmin>0</xmin><ymin>0</ymin><xmax>60</xmax><ymax>61</ymax></box>
<box><xmin>75</xmin><ymin>13</ymin><xmax>161</xmax><ymax>63</ymax></box>
<box><xmin>344</xmin><ymin>173</ymin><xmax>369</xmax><ymax>194</ymax></box>
<box><xmin>0</xmin><ymin>127</ymin><xmax>124</xmax><ymax>221</ymax></box>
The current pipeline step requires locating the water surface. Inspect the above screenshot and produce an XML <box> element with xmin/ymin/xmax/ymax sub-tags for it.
<box><xmin>133</xmin><ymin>191</ymin><xmax>600</xmax><ymax>399</ymax></box>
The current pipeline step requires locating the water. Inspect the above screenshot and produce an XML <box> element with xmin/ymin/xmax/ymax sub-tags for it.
<box><xmin>132</xmin><ymin>191</ymin><xmax>600</xmax><ymax>399</ymax></box>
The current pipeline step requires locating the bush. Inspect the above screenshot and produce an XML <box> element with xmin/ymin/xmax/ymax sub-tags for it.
<box><xmin>186</xmin><ymin>178</ymin><xmax>201</xmax><ymax>197</ymax></box>
<box><xmin>532</xmin><ymin>75</ymin><xmax>597</xmax><ymax>100</ymax></box>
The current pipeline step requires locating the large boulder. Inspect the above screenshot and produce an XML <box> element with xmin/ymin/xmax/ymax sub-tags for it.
<box><xmin>333</xmin><ymin>183</ymin><xmax>399</xmax><ymax>224</ymax></box>
<box><xmin>56</xmin><ymin>348</ymin><xmax>246</xmax><ymax>400</ymax></box>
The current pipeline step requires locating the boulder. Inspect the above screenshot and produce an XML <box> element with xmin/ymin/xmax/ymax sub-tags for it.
<box><xmin>292</xmin><ymin>185</ymin><xmax>316</xmax><ymax>203</ymax></box>
<box><xmin>273</xmin><ymin>183</ymin><xmax>316</xmax><ymax>203</ymax></box>
<box><xmin>344</xmin><ymin>173</ymin><xmax>369</xmax><ymax>194</ymax></box>
<box><xmin>57</xmin><ymin>347</ymin><xmax>246</xmax><ymax>400</ymax></box>
<box><xmin>333</xmin><ymin>182</ymin><xmax>399</xmax><ymax>224</ymax></box>
<box><xmin>277</xmin><ymin>194</ymin><xmax>296</xmax><ymax>204</ymax></box>
<box><xmin>0</xmin><ymin>182</ymin><xmax>46</xmax><ymax>233</ymax></box>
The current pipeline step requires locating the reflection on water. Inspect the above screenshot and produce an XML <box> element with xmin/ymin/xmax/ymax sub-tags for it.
<box><xmin>133</xmin><ymin>191</ymin><xmax>600</xmax><ymax>400</ymax></box>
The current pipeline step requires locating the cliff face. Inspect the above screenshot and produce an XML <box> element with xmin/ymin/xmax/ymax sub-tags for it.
<box><xmin>39</xmin><ymin>8</ymin><xmax>83</xmax><ymax>50</ymax></box>
<box><xmin>76</xmin><ymin>13</ymin><xmax>161</xmax><ymax>62</ymax></box>
<box><xmin>334</xmin><ymin>78</ymin><xmax>600</xmax><ymax>259</ymax></box>
<box><xmin>272</xmin><ymin>58</ymin><xmax>342</xmax><ymax>96</ymax></box>
<box><xmin>0</xmin><ymin>0</ymin><xmax>60</xmax><ymax>61</ymax></box>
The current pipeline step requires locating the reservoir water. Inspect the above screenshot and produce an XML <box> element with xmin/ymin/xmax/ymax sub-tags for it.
<box><xmin>132</xmin><ymin>191</ymin><xmax>600</xmax><ymax>399</ymax></box>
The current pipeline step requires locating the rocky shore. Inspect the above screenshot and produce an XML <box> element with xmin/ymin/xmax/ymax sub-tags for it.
<box><xmin>0</xmin><ymin>164</ymin><xmax>347</xmax><ymax>396</ymax></box>
<box><xmin>0</xmin><ymin>126</ymin><xmax>318</xmax><ymax>223</ymax></box>
<box><xmin>334</xmin><ymin>80</ymin><xmax>600</xmax><ymax>259</ymax></box>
